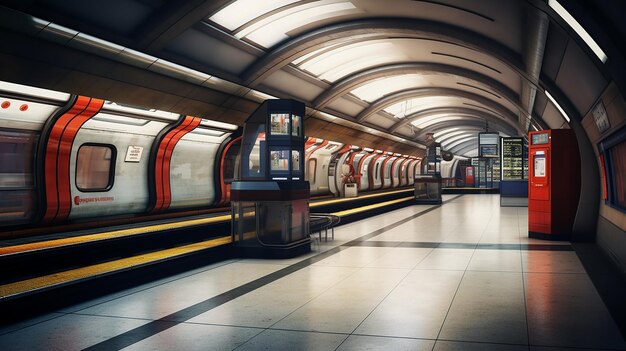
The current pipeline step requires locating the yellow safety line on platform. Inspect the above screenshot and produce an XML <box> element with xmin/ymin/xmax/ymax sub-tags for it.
<box><xmin>0</xmin><ymin>214</ymin><xmax>231</xmax><ymax>256</ymax></box>
<box><xmin>331</xmin><ymin>196</ymin><xmax>415</xmax><ymax>217</ymax></box>
<box><xmin>0</xmin><ymin>236</ymin><xmax>232</xmax><ymax>299</ymax></box>
<box><xmin>311</xmin><ymin>188</ymin><xmax>413</xmax><ymax>207</ymax></box>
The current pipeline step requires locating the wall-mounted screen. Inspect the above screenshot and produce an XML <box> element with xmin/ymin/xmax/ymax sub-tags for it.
<box><xmin>480</xmin><ymin>145</ymin><xmax>498</xmax><ymax>157</ymax></box>
<box><xmin>531</xmin><ymin>132</ymin><xmax>549</xmax><ymax>145</ymax></box>
<box><xmin>479</xmin><ymin>133</ymin><xmax>499</xmax><ymax>145</ymax></box>
<box><xmin>479</xmin><ymin>133</ymin><xmax>499</xmax><ymax>157</ymax></box>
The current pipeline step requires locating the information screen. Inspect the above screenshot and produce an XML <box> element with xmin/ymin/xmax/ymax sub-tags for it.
<box><xmin>479</xmin><ymin>133</ymin><xmax>499</xmax><ymax>157</ymax></box>
<box><xmin>480</xmin><ymin>145</ymin><xmax>498</xmax><ymax>157</ymax></box>
<box><xmin>531</xmin><ymin>132</ymin><xmax>549</xmax><ymax>145</ymax></box>
<box><xmin>501</xmin><ymin>138</ymin><xmax>524</xmax><ymax>180</ymax></box>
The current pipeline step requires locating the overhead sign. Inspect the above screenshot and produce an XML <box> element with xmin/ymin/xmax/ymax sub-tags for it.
<box><xmin>592</xmin><ymin>100</ymin><xmax>610</xmax><ymax>134</ymax></box>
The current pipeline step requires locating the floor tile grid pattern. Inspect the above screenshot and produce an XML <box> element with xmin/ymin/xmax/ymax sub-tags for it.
<box><xmin>0</xmin><ymin>195</ymin><xmax>624</xmax><ymax>351</ymax></box>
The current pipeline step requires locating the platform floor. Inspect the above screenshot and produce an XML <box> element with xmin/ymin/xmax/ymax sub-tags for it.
<box><xmin>1</xmin><ymin>195</ymin><xmax>625</xmax><ymax>350</ymax></box>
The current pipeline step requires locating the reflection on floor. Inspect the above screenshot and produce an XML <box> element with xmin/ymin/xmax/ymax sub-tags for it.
<box><xmin>1</xmin><ymin>195</ymin><xmax>625</xmax><ymax>351</ymax></box>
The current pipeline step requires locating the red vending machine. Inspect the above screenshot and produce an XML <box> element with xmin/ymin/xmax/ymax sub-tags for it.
<box><xmin>528</xmin><ymin>129</ymin><xmax>580</xmax><ymax>240</ymax></box>
<box><xmin>465</xmin><ymin>166</ymin><xmax>475</xmax><ymax>187</ymax></box>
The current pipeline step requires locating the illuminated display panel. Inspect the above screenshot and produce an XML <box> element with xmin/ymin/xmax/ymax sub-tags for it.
<box><xmin>531</xmin><ymin>132</ymin><xmax>549</xmax><ymax>145</ymax></box>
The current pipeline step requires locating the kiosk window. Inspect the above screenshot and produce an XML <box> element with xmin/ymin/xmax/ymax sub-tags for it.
<box><xmin>534</xmin><ymin>155</ymin><xmax>546</xmax><ymax>177</ymax></box>
<box><xmin>291</xmin><ymin>150</ymin><xmax>300</xmax><ymax>171</ymax></box>
<box><xmin>270</xmin><ymin>113</ymin><xmax>290</xmax><ymax>135</ymax></box>
<box><xmin>291</xmin><ymin>115</ymin><xmax>301</xmax><ymax>137</ymax></box>
<box><xmin>244</xmin><ymin>131</ymin><xmax>264</xmax><ymax>178</ymax></box>
<box><xmin>270</xmin><ymin>149</ymin><xmax>289</xmax><ymax>171</ymax></box>
<box><xmin>76</xmin><ymin>144</ymin><xmax>115</xmax><ymax>191</ymax></box>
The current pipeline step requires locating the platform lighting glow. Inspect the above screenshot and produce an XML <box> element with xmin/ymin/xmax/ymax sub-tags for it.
<box><xmin>435</xmin><ymin>130</ymin><xmax>471</xmax><ymax>142</ymax></box>
<box><xmin>446</xmin><ymin>136</ymin><xmax>477</xmax><ymax>150</ymax></box>
<box><xmin>153</xmin><ymin>59</ymin><xmax>212</xmax><ymax>81</ymax></box>
<box><xmin>545</xmin><ymin>90</ymin><xmax>570</xmax><ymax>123</ymax></box>
<box><xmin>351</xmin><ymin>74</ymin><xmax>429</xmax><ymax>103</ymax></box>
<box><xmin>200</xmin><ymin>119</ymin><xmax>239</xmax><ymax>131</ymax></box>
<box><xmin>384</xmin><ymin>97</ymin><xmax>456</xmax><ymax>118</ymax></box>
<box><xmin>209</xmin><ymin>0</ymin><xmax>299</xmax><ymax>31</ymax></box>
<box><xmin>433</xmin><ymin>127</ymin><xmax>462</xmax><ymax>138</ymax></box>
<box><xmin>103</xmin><ymin>102</ymin><xmax>180</xmax><ymax>121</ymax></box>
<box><xmin>440</xmin><ymin>133</ymin><xmax>476</xmax><ymax>147</ymax></box>
<box><xmin>237</xmin><ymin>1</ymin><xmax>357</xmax><ymax>48</ymax></box>
<box><xmin>548</xmin><ymin>0</ymin><xmax>608</xmax><ymax>63</ymax></box>
<box><xmin>0</xmin><ymin>81</ymin><xmax>70</xmax><ymax>102</ymax></box>
<box><xmin>299</xmin><ymin>41</ymin><xmax>401</xmax><ymax>82</ymax></box>
<box><xmin>292</xmin><ymin>42</ymin><xmax>345</xmax><ymax>65</ymax></box>
<box><xmin>318</xmin><ymin>112</ymin><xmax>338</xmax><ymax>120</ymax></box>
<box><xmin>411</xmin><ymin>115</ymin><xmax>467</xmax><ymax>129</ymax></box>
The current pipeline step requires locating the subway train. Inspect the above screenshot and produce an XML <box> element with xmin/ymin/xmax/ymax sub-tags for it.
<box><xmin>0</xmin><ymin>81</ymin><xmax>422</xmax><ymax>231</ymax></box>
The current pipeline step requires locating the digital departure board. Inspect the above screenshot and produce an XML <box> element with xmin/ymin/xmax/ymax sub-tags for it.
<box><xmin>501</xmin><ymin>138</ymin><xmax>525</xmax><ymax>180</ymax></box>
<box><xmin>531</xmin><ymin>132</ymin><xmax>549</xmax><ymax>145</ymax></box>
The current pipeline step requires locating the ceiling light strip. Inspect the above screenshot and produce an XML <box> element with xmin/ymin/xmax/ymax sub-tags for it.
<box><xmin>544</xmin><ymin>90</ymin><xmax>570</xmax><ymax>123</ymax></box>
<box><xmin>548</xmin><ymin>0</ymin><xmax>607</xmax><ymax>63</ymax></box>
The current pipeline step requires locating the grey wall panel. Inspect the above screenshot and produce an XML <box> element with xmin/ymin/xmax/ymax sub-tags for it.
<box><xmin>555</xmin><ymin>41</ymin><xmax>608</xmax><ymax>117</ymax></box>
<box><xmin>597</xmin><ymin>216</ymin><xmax>626</xmax><ymax>275</ymax></box>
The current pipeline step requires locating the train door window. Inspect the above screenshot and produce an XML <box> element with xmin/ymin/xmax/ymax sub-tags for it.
<box><xmin>76</xmin><ymin>144</ymin><xmax>116</xmax><ymax>192</ymax></box>
<box><xmin>308</xmin><ymin>159</ymin><xmax>317</xmax><ymax>183</ymax></box>
<box><xmin>223</xmin><ymin>141</ymin><xmax>241</xmax><ymax>184</ymax></box>
<box><xmin>375</xmin><ymin>162</ymin><xmax>380</xmax><ymax>178</ymax></box>
<box><xmin>0</xmin><ymin>129</ymin><xmax>38</xmax><ymax>224</ymax></box>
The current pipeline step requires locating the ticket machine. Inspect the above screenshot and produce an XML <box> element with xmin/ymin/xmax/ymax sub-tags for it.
<box><xmin>528</xmin><ymin>129</ymin><xmax>580</xmax><ymax>240</ymax></box>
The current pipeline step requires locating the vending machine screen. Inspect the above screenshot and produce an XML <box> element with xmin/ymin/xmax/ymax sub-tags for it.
<box><xmin>531</xmin><ymin>132</ymin><xmax>549</xmax><ymax>145</ymax></box>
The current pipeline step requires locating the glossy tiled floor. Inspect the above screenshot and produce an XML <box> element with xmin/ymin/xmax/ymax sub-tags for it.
<box><xmin>1</xmin><ymin>195</ymin><xmax>625</xmax><ymax>350</ymax></box>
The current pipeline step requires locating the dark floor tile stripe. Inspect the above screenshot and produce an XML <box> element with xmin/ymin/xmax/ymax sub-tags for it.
<box><xmin>84</xmin><ymin>195</ymin><xmax>463</xmax><ymax>350</ymax></box>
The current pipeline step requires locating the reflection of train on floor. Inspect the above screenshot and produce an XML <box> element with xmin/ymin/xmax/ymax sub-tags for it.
<box><xmin>0</xmin><ymin>81</ymin><xmax>421</xmax><ymax>231</ymax></box>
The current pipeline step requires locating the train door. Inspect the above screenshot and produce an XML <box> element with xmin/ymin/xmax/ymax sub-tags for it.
<box><xmin>399</xmin><ymin>158</ymin><xmax>410</xmax><ymax>186</ymax></box>
<box><xmin>360</xmin><ymin>153</ymin><xmax>376</xmax><ymax>190</ymax></box>
<box><xmin>369</xmin><ymin>153</ymin><xmax>385</xmax><ymax>190</ymax></box>
<box><xmin>382</xmin><ymin>155</ymin><xmax>396</xmax><ymax>189</ymax></box>
<box><xmin>391</xmin><ymin>157</ymin><xmax>402</xmax><ymax>187</ymax></box>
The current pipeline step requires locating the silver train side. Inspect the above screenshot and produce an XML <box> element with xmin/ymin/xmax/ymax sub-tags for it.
<box><xmin>0</xmin><ymin>81</ymin><xmax>422</xmax><ymax>232</ymax></box>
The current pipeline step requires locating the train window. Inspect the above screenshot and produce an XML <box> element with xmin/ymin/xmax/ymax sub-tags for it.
<box><xmin>308</xmin><ymin>159</ymin><xmax>317</xmax><ymax>183</ymax></box>
<box><xmin>375</xmin><ymin>162</ymin><xmax>379</xmax><ymax>178</ymax></box>
<box><xmin>76</xmin><ymin>144</ymin><xmax>116</xmax><ymax>192</ymax></box>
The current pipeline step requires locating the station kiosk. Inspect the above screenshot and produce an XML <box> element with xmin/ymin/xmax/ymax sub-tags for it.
<box><xmin>230</xmin><ymin>100</ymin><xmax>310</xmax><ymax>258</ymax></box>
<box><xmin>415</xmin><ymin>143</ymin><xmax>442</xmax><ymax>204</ymax></box>
<box><xmin>528</xmin><ymin>129</ymin><xmax>580</xmax><ymax>240</ymax></box>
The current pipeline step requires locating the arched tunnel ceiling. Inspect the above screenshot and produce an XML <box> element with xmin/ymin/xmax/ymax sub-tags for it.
<box><xmin>0</xmin><ymin>0</ymin><xmax>619</xmax><ymax>158</ymax></box>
